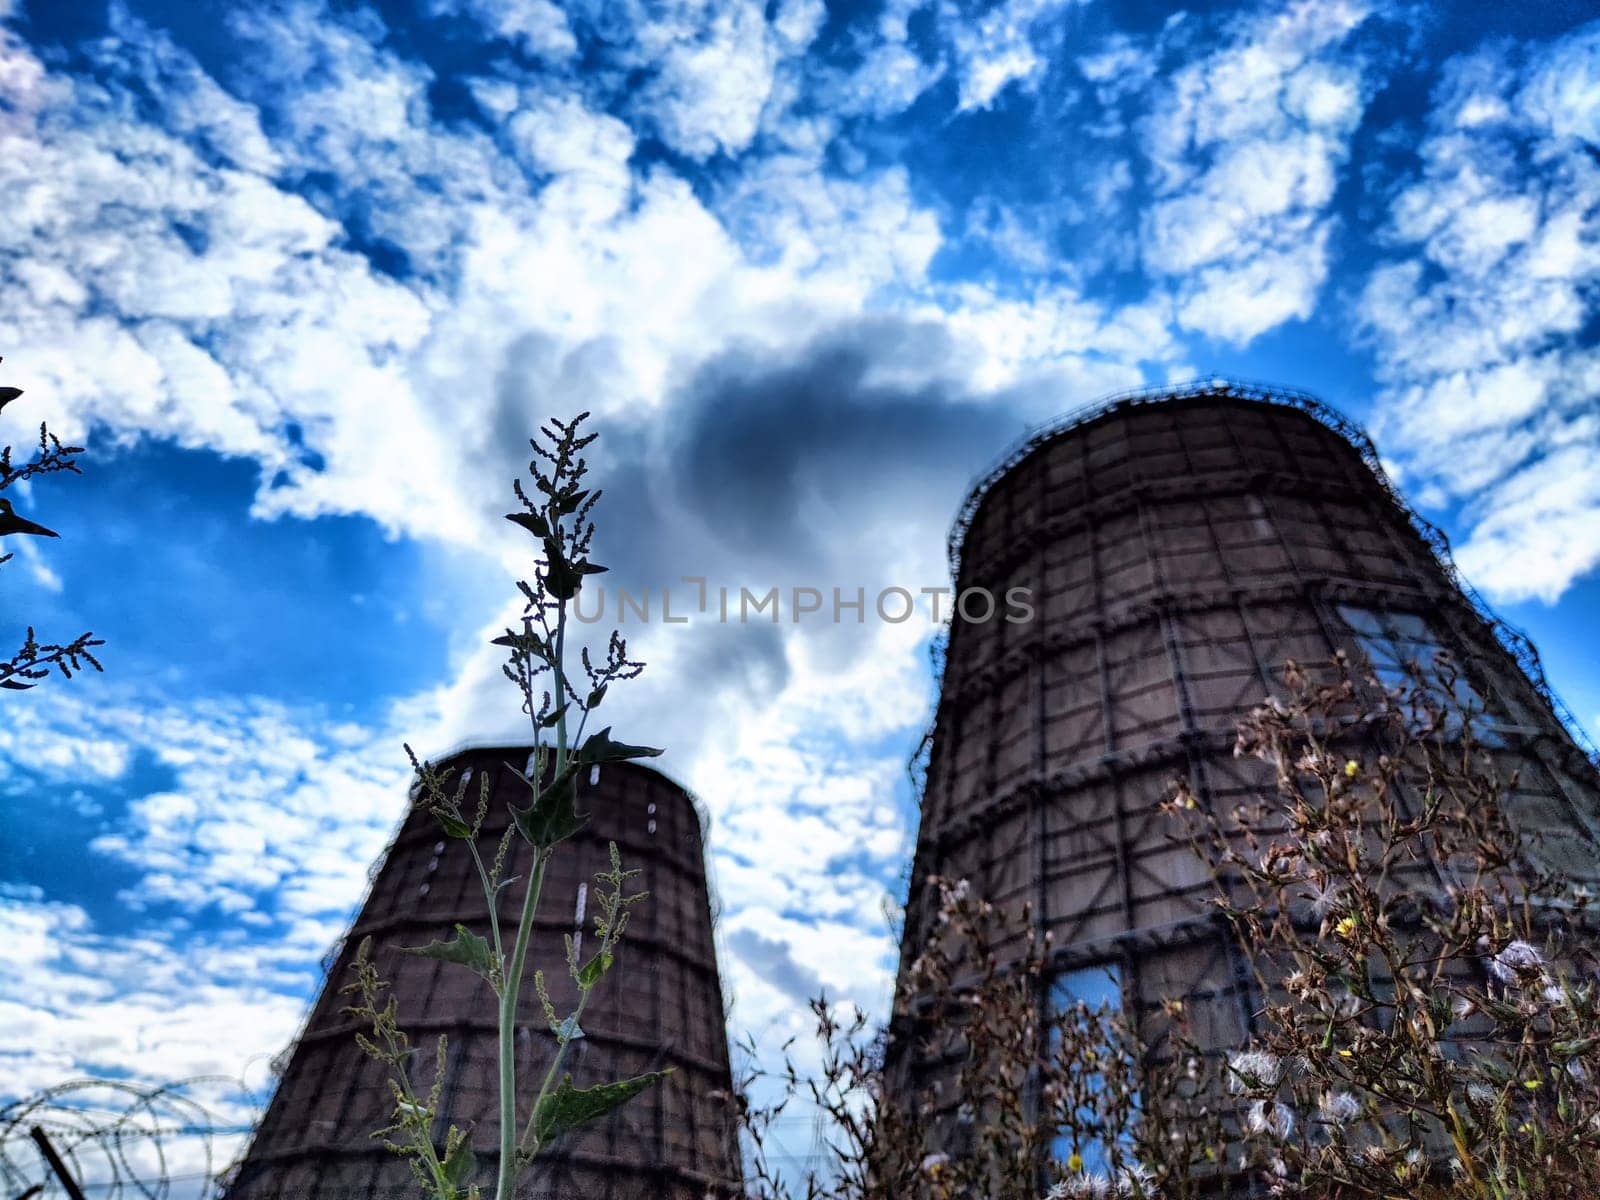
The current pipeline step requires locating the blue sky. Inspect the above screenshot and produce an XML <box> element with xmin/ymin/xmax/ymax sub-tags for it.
<box><xmin>2</xmin><ymin>0</ymin><xmax>1598</xmax><ymax>1175</ymax></box>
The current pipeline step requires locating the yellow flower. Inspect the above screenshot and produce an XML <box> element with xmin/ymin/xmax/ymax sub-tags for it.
<box><xmin>1067</xmin><ymin>1153</ymin><xmax>1084</xmax><ymax>1172</ymax></box>
<box><xmin>1334</xmin><ymin>915</ymin><xmax>1358</xmax><ymax>939</ymax></box>
<box><xmin>1344</xmin><ymin>759</ymin><xmax>1359</xmax><ymax>778</ymax></box>
<box><xmin>1338</xmin><ymin>1049</ymin><xmax>1354</xmax><ymax>1058</ymax></box>
<box><xmin>1524</xmin><ymin>1079</ymin><xmax>1542</xmax><ymax>1090</ymax></box>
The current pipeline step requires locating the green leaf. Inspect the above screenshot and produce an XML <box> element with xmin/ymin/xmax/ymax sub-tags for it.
<box><xmin>432</xmin><ymin>808</ymin><xmax>472</xmax><ymax>839</ymax></box>
<box><xmin>1479</xmin><ymin>1058</ymin><xmax>1512</xmax><ymax>1084</ymax></box>
<box><xmin>0</xmin><ymin>386</ymin><xmax>22</xmax><ymax>408</ymax></box>
<box><xmin>1554</xmin><ymin>1037</ymin><xmax>1600</xmax><ymax>1059</ymax></box>
<box><xmin>585</xmin><ymin>685</ymin><xmax>606</xmax><ymax>709</ymax></box>
<box><xmin>555</xmin><ymin>489</ymin><xmax>587</xmax><ymax>515</ymax></box>
<box><xmin>505</xmin><ymin>511</ymin><xmax>550</xmax><ymax>538</ymax></box>
<box><xmin>539</xmin><ymin>702</ymin><xmax>569</xmax><ymax>729</ymax></box>
<box><xmin>507</xmin><ymin>761</ymin><xmax>588</xmax><ymax>848</ymax></box>
<box><xmin>578</xmin><ymin>727</ymin><xmax>663</xmax><ymax>765</ymax></box>
<box><xmin>577</xmin><ymin>561</ymin><xmax>608</xmax><ymax>575</ymax></box>
<box><xmin>577</xmin><ymin>952</ymin><xmax>613</xmax><ymax>989</ymax></box>
<box><xmin>532</xmin><ymin>1070</ymin><xmax>671</xmax><ymax>1145</ymax></box>
<box><xmin>402</xmin><ymin>924</ymin><xmax>496</xmax><ymax>980</ymax></box>
<box><xmin>440</xmin><ymin>1139</ymin><xmax>477</xmax><ymax>1189</ymax></box>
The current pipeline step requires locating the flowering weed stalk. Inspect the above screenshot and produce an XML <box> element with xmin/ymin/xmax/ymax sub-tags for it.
<box><xmin>344</xmin><ymin>414</ymin><xmax>665</xmax><ymax>1200</ymax></box>
<box><xmin>738</xmin><ymin>877</ymin><xmax>1219</xmax><ymax>1200</ymax></box>
<box><xmin>741</xmin><ymin>654</ymin><xmax>1600</xmax><ymax>1199</ymax></box>
<box><xmin>1165</xmin><ymin>654</ymin><xmax>1600</xmax><ymax>1197</ymax></box>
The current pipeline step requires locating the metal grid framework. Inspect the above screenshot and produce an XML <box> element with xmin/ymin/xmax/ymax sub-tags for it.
<box><xmin>893</xmin><ymin>383</ymin><xmax>1600</xmax><ymax>1125</ymax></box>
<box><xmin>226</xmin><ymin>754</ymin><xmax>741</xmax><ymax>1200</ymax></box>
<box><xmin>946</xmin><ymin>377</ymin><xmax>1597</xmax><ymax>761</ymax></box>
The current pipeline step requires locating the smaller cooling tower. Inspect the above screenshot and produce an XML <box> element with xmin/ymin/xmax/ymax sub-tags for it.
<box><xmin>227</xmin><ymin>751</ymin><xmax>741</xmax><ymax>1200</ymax></box>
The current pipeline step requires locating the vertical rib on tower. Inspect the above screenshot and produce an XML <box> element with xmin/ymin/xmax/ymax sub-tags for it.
<box><xmin>228</xmin><ymin>753</ymin><xmax>741</xmax><ymax>1200</ymax></box>
<box><xmin>892</xmin><ymin>379</ymin><xmax>1600</xmax><ymax>1125</ymax></box>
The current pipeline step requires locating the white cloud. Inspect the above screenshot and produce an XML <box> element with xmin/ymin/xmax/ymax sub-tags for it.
<box><xmin>965</xmin><ymin>197</ymin><xmax>1058</xmax><ymax>273</ymax></box>
<box><xmin>0</xmin><ymin>0</ymin><xmax>961</xmax><ymax>566</ymax></box>
<box><xmin>1079</xmin><ymin>33</ymin><xmax>1154</xmax><ymax>91</ymax></box>
<box><xmin>9</xmin><ymin>535</ymin><xmax>64</xmax><ymax>592</ymax></box>
<box><xmin>685</xmin><ymin>616</ymin><xmax>931</xmax><ymax>1035</ymax></box>
<box><xmin>1174</xmin><ymin>225</ymin><xmax>1333</xmax><ymax>345</ymax></box>
<box><xmin>504</xmin><ymin>89</ymin><xmax>638</xmax><ymax>224</ymax></box>
<box><xmin>429</xmin><ymin>0</ymin><xmax>578</xmax><ymax>60</ymax></box>
<box><xmin>0</xmin><ymin>663</ymin><xmax>441</xmax><ymax>1140</ymax></box>
<box><xmin>0</xmin><ymin>17</ymin><xmax>467</xmax><ymax>549</ymax></box>
<box><xmin>920</xmin><ymin>283</ymin><xmax>1183</xmax><ymax>396</ymax></box>
<box><xmin>946</xmin><ymin>0</ymin><xmax>1078</xmax><ymax>112</ymax></box>
<box><xmin>0</xmin><ymin>697</ymin><xmax>131</xmax><ymax>782</ymax></box>
<box><xmin>1453</xmin><ymin>436</ymin><xmax>1600</xmax><ymax>604</ymax></box>
<box><xmin>5</xmin><ymin>685</ymin><xmax>409</xmax><ymax>917</ymax></box>
<box><xmin>811</xmin><ymin>0</ymin><xmax>943</xmax><ymax>122</ymax></box>
<box><xmin>0</xmin><ymin>890</ymin><xmax>298</xmax><ymax>1198</ymax></box>
<box><xmin>1137</xmin><ymin>0</ymin><xmax>1371</xmax><ymax>344</ymax></box>
<box><xmin>1360</xmin><ymin>22</ymin><xmax>1600</xmax><ymax>603</ymax></box>
<box><xmin>716</xmin><ymin>156</ymin><xmax>943</xmax><ymax>294</ymax></box>
<box><xmin>574</xmin><ymin>0</ymin><xmax>826</xmax><ymax>162</ymax></box>
<box><xmin>831</xmin><ymin>39</ymin><xmax>945</xmax><ymax>119</ymax></box>
<box><xmin>1518</xmin><ymin>25</ymin><xmax>1600</xmax><ymax>143</ymax></box>
<box><xmin>645</xmin><ymin>0</ymin><xmax>781</xmax><ymax>158</ymax></box>
<box><xmin>774</xmin><ymin>0</ymin><xmax>827</xmax><ymax>52</ymax></box>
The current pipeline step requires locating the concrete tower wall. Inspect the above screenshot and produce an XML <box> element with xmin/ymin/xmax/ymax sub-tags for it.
<box><xmin>228</xmin><ymin>754</ymin><xmax>740</xmax><ymax>1200</ymax></box>
<box><xmin>895</xmin><ymin>381</ymin><xmax>1600</xmax><ymax>1105</ymax></box>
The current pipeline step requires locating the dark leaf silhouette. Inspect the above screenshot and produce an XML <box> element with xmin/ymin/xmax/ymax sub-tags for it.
<box><xmin>0</xmin><ymin>498</ymin><xmax>58</xmax><ymax>539</ymax></box>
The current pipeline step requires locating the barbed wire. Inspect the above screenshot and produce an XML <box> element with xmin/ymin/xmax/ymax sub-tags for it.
<box><xmin>0</xmin><ymin>1078</ymin><xmax>262</xmax><ymax>1200</ymax></box>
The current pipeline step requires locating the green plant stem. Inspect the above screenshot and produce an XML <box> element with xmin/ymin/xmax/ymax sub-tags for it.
<box><xmin>552</xmin><ymin>608</ymin><xmax>569</xmax><ymax>770</ymax></box>
<box><xmin>496</xmin><ymin>847</ymin><xmax>550</xmax><ymax>1200</ymax></box>
<box><xmin>519</xmin><ymin>968</ymin><xmax>598</xmax><ymax>1158</ymax></box>
<box><xmin>391</xmin><ymin>1049</ymin><xmax>450</xmax><ymax>1188</ymax></box>
<box><xmin>516</xmin><ymin>608</ymin><xmax>574</xmax><ymax>1163</ymax></box>
<box><xmin>467</xmin><ymin>839</ymin><xmax>504</xmax><ymax>966</ymax></box>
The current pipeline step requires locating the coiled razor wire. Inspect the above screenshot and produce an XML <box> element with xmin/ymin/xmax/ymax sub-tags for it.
<box><xmin>0</xmin><ymin>1078</ymin><xmax>259</xmax><ymax>1200</ymax></box>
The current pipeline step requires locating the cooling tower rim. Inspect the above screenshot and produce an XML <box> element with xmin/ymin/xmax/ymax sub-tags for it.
<box><xmin>946</xmin><ymin>375</ymin><xmax>1379</xmax><ymax>577</ymax></box>
<box><xmin>414</xmin><ymin>740</ymin><xmax>715</xmax><ymax>839</ymax></box>
<box><xmin>403</xmin><ymin>740</ymin><xmax>738</xmax><ymax>963</ymax></box>
<box><xmin>938</xmin><ymin>373</ymin><xmax>1597</xmax><ymax>761</ymax></box>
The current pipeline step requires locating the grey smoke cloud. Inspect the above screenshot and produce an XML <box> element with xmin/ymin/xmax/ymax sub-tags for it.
<box><xmin>726</xmin><ymin>927</ymin><xmax>826</xmax><ymax>1005</ymax></box>
<box><xmin>464</xmin><ymin>313</ymin><xmax>1024</xmax><ymax>764</ymax></box>
<box><xmin>661</xmin><ymin>319</ymin><xmax>1006</xmax><ymax>569</ymax></box>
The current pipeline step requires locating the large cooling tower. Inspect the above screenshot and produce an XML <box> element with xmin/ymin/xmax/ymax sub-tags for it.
<box><xmin>892</xmin><ymin>379</ymin><xmax>1600</xmax><ymax>1115</ymax></box>
<box><xmin>227</xmin><ymin>752</ymin><xmax>741</xmax><ymax>1200</ymax></box>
